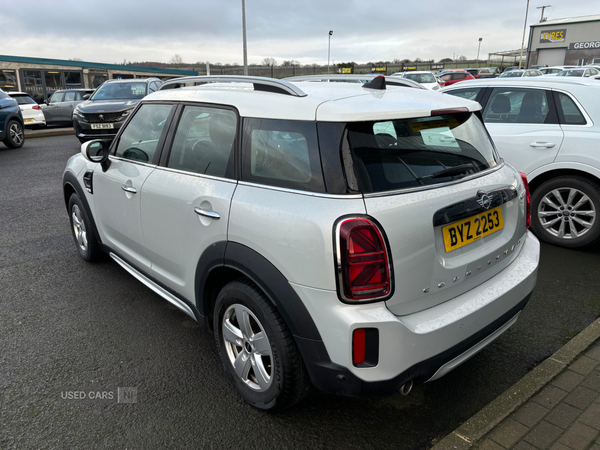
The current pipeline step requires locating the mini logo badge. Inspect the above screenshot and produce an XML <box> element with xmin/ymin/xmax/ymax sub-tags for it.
<box><xmin>477</xmin><ymin>193</ymin><xmax>493</xmax><ymax>210</ymax></box>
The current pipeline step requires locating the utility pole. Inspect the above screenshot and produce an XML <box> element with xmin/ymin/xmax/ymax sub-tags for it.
<box><xmin>537</xmin><ymin>5</ymin><xmax>551</xmax><ymax>22</ymax></box>
<box><xmin>327</xmin><ymin>30</ymin><xmax>333</xmax><ymax>74</ymax></box>
<box><xmin>519</xmin><ymin>0</ymin><xmax>530</xmax><ymax>69</ymax></box>
<box><xmin>242</xmin><ymin>0</ymin><xmax>248</xmax><ymax>76</ymax></box>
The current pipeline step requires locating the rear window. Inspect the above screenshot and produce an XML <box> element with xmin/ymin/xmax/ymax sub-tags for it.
<box><xmin>345</xmin><ymin>112</ymin><xmax>497</xmax><ymax>193</ymax></box>
<box><xmin>404</xmin><ymin>73</ymin><xmax>436</xmax><ymax>84</ymax></box>
<box><xmin>11</xmin><ymin>95</ymin><xmax>36</xmax><ymax>105</ymax></box>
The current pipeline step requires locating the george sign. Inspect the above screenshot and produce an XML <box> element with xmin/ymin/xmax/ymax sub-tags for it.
<box><xmin>540</xmin><ymin>29</ymin><xmax>566</xmax><ymax>43</ymax></box>
<box><xmin>569</xmin><ymin>41</ymin><xmax>600</xmax><ymax>50</ymax></box>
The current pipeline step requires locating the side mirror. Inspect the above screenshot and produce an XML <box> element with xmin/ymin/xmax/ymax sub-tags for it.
<box><xmin>83</xmin><ymin>94</ymin><xmax>91</xmax><ymax>100</ymax></box>
<box><xmin>81</xmin><ymin>140</ymin><xmax>111</xmax><ymax>171</ymax></box>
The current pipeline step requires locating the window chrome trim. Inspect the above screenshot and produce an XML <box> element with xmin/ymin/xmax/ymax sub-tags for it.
<box><xmin>237</xmin><ymin>181</ymin><xmax>363</xmax><ymax>199</ymax></box>
<box><xmin>109</xmin><ymin>155</ymin><xmax>157</xmax><ymax>169</ymax></box>
<box><xmin>363</xmin><ymin>162</ymin><xmax>506</xmax><ymax>199</ymax></box>
<box><xmin>153</xmin><ymin>165</ymin><xmax>238</xmax><ymax>185</ymax></box>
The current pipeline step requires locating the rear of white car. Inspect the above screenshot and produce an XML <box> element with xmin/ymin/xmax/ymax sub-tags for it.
<box><xmin>8</xmin><ymin>92</ymin><xmax>45</xmax><ymax>127</ymax></box>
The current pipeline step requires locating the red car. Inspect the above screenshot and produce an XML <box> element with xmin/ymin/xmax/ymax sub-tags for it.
<box><xmin>438</xmin><ymin>70</ymin><xmax>476</xmax><ymax>86</ymax></box>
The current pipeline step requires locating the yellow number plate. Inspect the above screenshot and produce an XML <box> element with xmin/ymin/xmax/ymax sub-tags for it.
<box><xmin>24</xmin><ymin>119</ymin><xmax>34</xmax><ymax>123</ymax></box>
<box><xmin>442</xmin><ymin>206</ymin><xmax>504</xmax><ymax>252</ymax></box>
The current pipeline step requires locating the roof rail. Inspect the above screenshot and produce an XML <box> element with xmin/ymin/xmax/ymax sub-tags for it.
<box><xmin>284</xmin><ymin>74</ymin><xmax>426</xmax><ymax>90</ymax></box>
<box><xmin>159</xmin><ymin>75</ymin><xmax>307</xmax><ymax>97</ymax></box>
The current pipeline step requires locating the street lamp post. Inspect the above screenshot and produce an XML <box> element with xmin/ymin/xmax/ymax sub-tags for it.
<box><xmin>476</xmin><ymin>37</ymin><xmax>483</xmax><ymax>64</ymax></box>
<box><xmin>242</xmin><ymin>0</ymin><xmax>248</xmax><ymax>76</ymax></box>
<box><xmin>327</xmin><ymin>30</ymin><xmax>333</xmax><ymax>74</ymax></box>
<box><xmin>519</xmin><ymin>0</ymin><xmax>531</xmax><ymax>69</ymax></box>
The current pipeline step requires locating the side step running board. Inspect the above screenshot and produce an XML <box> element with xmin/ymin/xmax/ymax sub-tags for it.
<box><xmin>109</xmin><ymin>253</ymin><xmax>196</xmax><ymax>320</ymax></box>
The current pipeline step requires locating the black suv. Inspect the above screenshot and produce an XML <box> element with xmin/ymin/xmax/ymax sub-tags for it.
<box><xmin>72</xmin><ymin>78</ymin><xmax>163</xmax><ymax>143</ymax></box>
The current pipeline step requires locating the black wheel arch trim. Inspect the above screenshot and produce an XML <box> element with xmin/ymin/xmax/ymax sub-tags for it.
<box><xmin>63</xmin><ymin>171</ymin><xmax>104</xmax><ymax>252</ymax></box>
<box><xmin>195</xmin><ymin>241</ymin><xmax>323</xmax><ymax>341</ymax></box>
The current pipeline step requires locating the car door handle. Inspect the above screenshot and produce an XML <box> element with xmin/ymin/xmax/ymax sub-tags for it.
<box><xmin>530</xmin><ymin>142</ymin><xmax>556</xmax><ymax>148</ymax></box>
<box><xmin>194</xmin><ymin>207</ymin><xmax>220</xmax><ymax>220</ymax></box>
<box><xmin>121</xmin><ymin>185</ymin><xmax>137</xmax><ymax>194</ymax></box>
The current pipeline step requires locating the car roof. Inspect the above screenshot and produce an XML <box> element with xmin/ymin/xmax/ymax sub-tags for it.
<box><xmin>147</xmin><ymin>77</ymin><xmax>479</xmax><ymax>122</ymax></box>
<box><xmin>7</xmin><ymin>92</ymin><xmax>32</xmax><ymax>96</ymax></box>
<box><xmin>103</xmin><ymin>78</ymin><xmax>160</xmax><ymax>84</ymax></box>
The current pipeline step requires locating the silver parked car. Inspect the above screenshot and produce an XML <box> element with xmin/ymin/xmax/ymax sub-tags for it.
<box><xmin>63</xmin><ymin>75</ymin><xmax>539</xmax><ymax>410</ymax></box>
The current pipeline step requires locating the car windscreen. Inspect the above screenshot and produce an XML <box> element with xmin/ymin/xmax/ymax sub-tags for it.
<box><xmin>90</xmin><ymin>82</ymin><xmax>147</xmax><ymax>100</ymax></box>
<box><xmin>501</xmin><ymin>71</ymin><xmax>524</xmax><ymax>77</ymax></box>
<box><xmin>404</xmin><ymin>73</ymin><xmax>436</xmax><ymax>84</ymax></box>
<box><xmin>557</xmin><ymin>70</ymin><xmax>584</xmax><ymax>77</ymax></box>
<box><xmin>344</xmin><ymin>112</ymin><xmax>497</xmax><ymax>193</ymax></box>
<box><xmin>11</xmin><ymin>95</ymin><xmax>36</xmax><ymax>105</ymax></box>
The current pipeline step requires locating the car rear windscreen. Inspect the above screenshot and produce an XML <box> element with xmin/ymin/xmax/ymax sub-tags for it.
<box><xmin>344</xmin><ymin>112</ymin><xmax>498</xmax><ymax>193</ymax></box>
<box><xmin>12</xmin><ymin>95</ymin><xmax>36</xmax><ymax>105</ymax></box>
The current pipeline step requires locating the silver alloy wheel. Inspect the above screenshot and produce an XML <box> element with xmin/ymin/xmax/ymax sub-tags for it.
<box><xmin>538</xmin><ymin>187</ymin><xmax>596</xmax><ymax>240</ymax></box>
<box><xmin>9</xmin><ymin>122</ymin><xmax>23</xmax><ymax>145</ymax></box>
<box><xmin>71</xmin><ymin>204</ymin><xmax>88</xmax><ymax>251</ymax></box>
<box><xmin>222</xmin><ymin>304</ymin><xmax>273</xmax><ymax>392</ymax></box>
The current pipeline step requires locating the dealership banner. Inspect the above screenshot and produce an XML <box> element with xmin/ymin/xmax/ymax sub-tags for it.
<box><xmin>569</xmin><ymin>41</ymin><xmax>600</xmax><ymax>49</ymax></box>
<box><xmin>540</xmin><ymin>29</ymin><xmax>566</xmax><ymax>43</ymax></box>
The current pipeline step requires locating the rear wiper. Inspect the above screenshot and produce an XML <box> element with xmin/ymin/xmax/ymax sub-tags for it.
<box><xmin>417</xmin><ymin>163</ymin><xmax>476</xmax><ymax>181</ymax></box>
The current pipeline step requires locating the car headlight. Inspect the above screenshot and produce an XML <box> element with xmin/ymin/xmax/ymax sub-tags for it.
<box><xmin>73</xmin><ymin>108</ymin><xmax>83</xmax><ymax>117</ymax></box>
<box><xmin>121</xmin><ymin>109</ymin><xmax>134</xmax><ymax>118</ymax></box>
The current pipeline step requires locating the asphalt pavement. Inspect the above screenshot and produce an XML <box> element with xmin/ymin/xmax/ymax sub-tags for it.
<box><xmin>1</xmin><ymin>135</ymin><xmax>599</xmax><ymax>449</ymax></box>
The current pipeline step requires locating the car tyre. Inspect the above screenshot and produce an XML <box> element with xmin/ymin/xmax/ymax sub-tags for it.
<box><xmin>68</xmin><ymin>194</ymin><xmax>103</xmax><ymax>262</ymax></box>
<box><xmin>531</xmin><ymin>176</ymin><xmax>600</xmax><ymax>248</ymax></box>
<box><xmin>3</xmin><ymin>120</ymin><xmax>24</xmax><ymax>148</ymax></box>
<box><xmin>213</xmin><ymin>279</ymin><xmax>311</xmax><ymax>411</ymax></box>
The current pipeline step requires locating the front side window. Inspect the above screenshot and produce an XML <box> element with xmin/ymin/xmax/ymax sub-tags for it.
<box><xmin>49</xmin><ymin>92</ymin><xmax>64</xmax><ymax>104</ymax></box>
<box><xmin>483</xmin><ymin>88</ymin><xmax>555</xmax><ymax>124</ymax></box>
<box><xmin>64</xmin><ymin>92</ymin><xmax>76</xmax><ymax>102</ymax></box>
<box><xmin>167</xmin><ymin>105</ymin><xmax>237</xmax><ymax>178</ymax></box>
<box><xmin>345</xmin><ymin>112</ymin><xmax>497</xmax><ymax>193</ymax></box>
<box><xmin>242</xmin><ymin>119</ymin><xmax>324</xmax><ymax>192</ymax></box>
<box><xmin>114</xmin><ymin>103</ymin><xmax>173</xmax><ymax>163</ymax></box>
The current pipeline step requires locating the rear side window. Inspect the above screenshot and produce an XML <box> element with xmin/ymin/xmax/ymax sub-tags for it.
<box><xmin>483</xmin><ymin>88</ymin><xmax>556</xmax><ymax>124</ymax></box>
<box><xmin>444</xmin><ymin>88</ymin><xmax>482</xmax><ymax>101</ymax></box>
<box><xmin>345</xmin><ymin>112</ymin><xmax>497</xmax><ymax>193</ymax></box>
<box><xmin>114</xmin><ymin>103</ymin><xmax>173</xmax><ymax>164</ymax></box>
<box><xmin>64</xmin><ymin>92</ymin><xmax>76</xmax><ymax>101</ymax></box>
<box><xmin>554</xmin><ymin>92</ymin><xmax>587</xmax><ymax>125</ymax></box>
<box><xmin>12</xmin><ymin>95</ymin><xmax>36</xmax><ymax>105</ymax></box>
<box><xmin>167</xmin><ymin>105</ymin><xmax>237</xmax><ymax>178</ymax></box>
<box><xmin>242</xmin><ymin>119</ymin><xmax>324</xmax><ymax>192</ymax></box>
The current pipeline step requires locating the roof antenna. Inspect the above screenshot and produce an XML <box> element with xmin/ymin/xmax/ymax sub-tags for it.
<box><xmin>363</xmin><ymin>75</ymin><xmax>386</xmax><ymax>90</ymax></box>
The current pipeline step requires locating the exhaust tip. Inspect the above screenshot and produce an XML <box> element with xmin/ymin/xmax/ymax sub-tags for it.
<box><xmin>400</xmin><ymin>379</ymin><xmax>413</xmax><ymax>396</ymax></box>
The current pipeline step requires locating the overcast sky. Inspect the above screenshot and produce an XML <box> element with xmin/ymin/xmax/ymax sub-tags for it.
<box><xmin>0</xmin><ymin>1</ymin><xmax>598</xmax><ymax>66</ymax></box>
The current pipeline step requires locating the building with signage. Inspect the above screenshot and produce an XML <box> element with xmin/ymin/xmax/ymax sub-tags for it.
<box><xmin>0</xmin><ymin>55</ymin><xmax>196</xmax><ymax>103</ymax></box>
<box><xmin>526</xmin><ymin>14</ymin><xmax>600</xmax><ymax>68</ymax></box>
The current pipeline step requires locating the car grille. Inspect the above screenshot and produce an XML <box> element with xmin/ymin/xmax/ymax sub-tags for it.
<box><xmin>83</xmin><ymin>112</ymin><xmax>123</xmax><ymax>123</ymax></box>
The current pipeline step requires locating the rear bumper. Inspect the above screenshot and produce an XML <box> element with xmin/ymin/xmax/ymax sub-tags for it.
<box><xmin>293</xmin><ymin>231</ymin><xmax>539</xmax><ymax>396</ymax></box>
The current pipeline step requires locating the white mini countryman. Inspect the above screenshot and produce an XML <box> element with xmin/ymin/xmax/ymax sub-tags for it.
<box><xmin>63</xmin><ymin>75</ymin><xmax>539</xmax><ymax>410</ymax></box>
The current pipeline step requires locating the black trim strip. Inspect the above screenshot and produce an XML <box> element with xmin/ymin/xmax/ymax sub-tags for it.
<box><xmin>433</xmin><ymin>187</ymin><xmax>517</xmax><ymax>227</ymax></box>
<box><xmin>298</xmin><ymin>291</ymin><xmax>532</xmax><ymax>396</ymax></box>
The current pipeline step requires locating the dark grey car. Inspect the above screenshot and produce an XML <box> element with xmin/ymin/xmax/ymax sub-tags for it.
<box><xmin>72</xmin><ymin>78</ymin><xmax>162</xmax><ymax>143</ymax></box>
<box><xmin>42</xmin><ymin>89</ymin><xmax>95</xmax><ymax>126</ymax></box>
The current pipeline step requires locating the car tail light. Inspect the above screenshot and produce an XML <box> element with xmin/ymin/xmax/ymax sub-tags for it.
<box><xmin>336</xmin><ymin>218</ymin><xmax>391</xmax><ymax>302</ymax></box>
<box><xmin>32</xmin><ymin>105</ymin><xmax>41</xmax><ymax>110</ymax></box>
<box><xmin>520</xmin><ymin>172</ymin><xmax>531</xmax><ymax>228</ymax></box>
